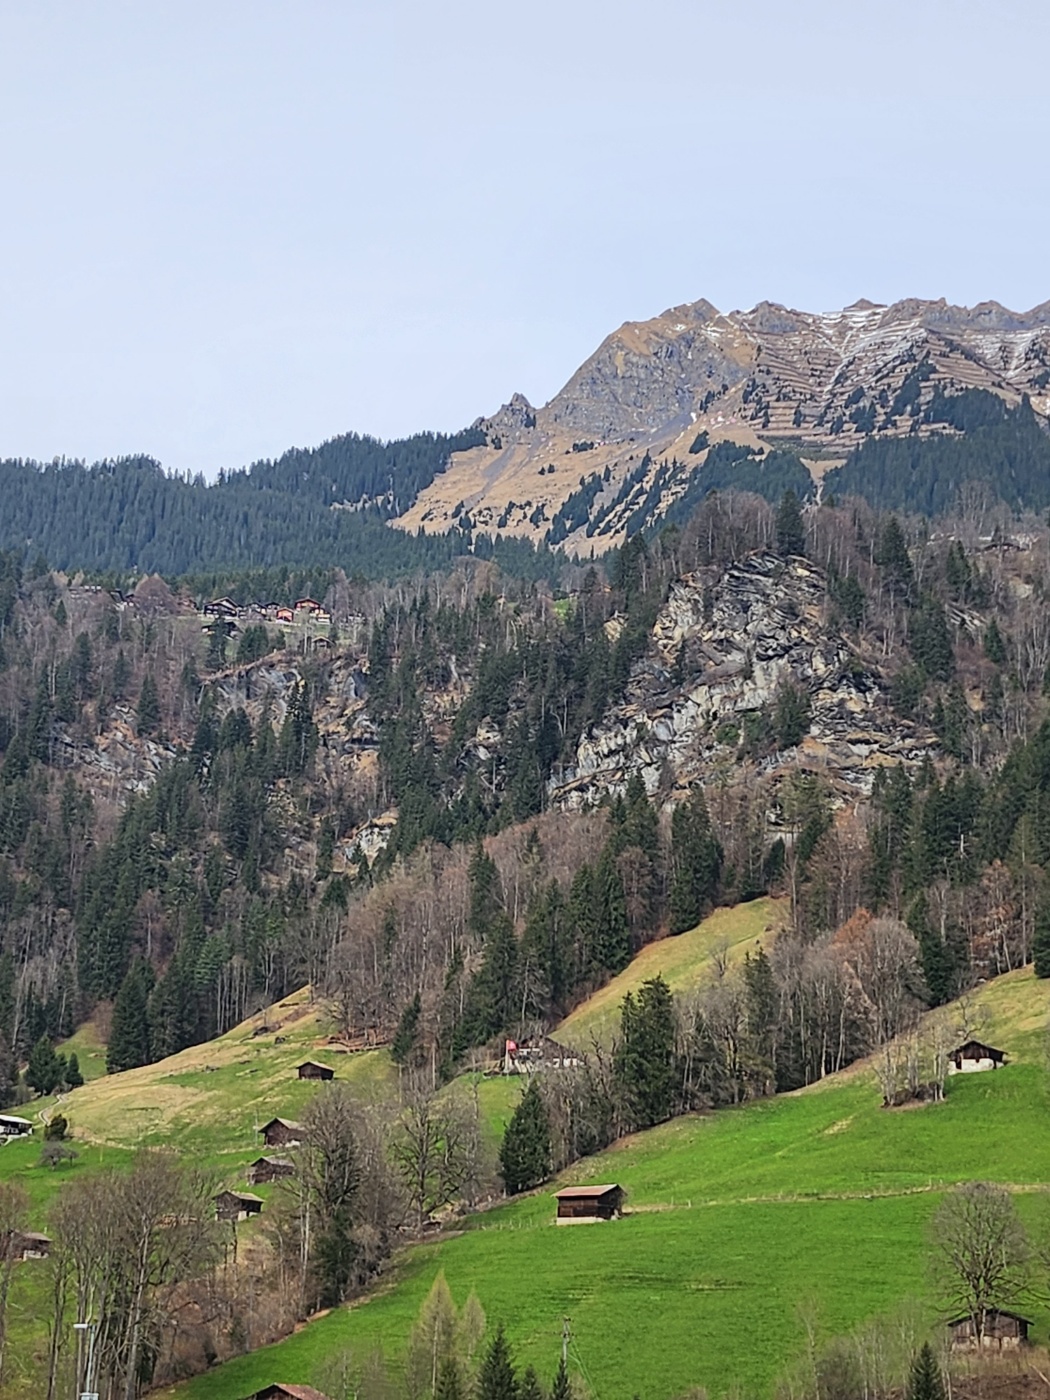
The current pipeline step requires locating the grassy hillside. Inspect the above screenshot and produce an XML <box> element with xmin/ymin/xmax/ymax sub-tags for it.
<box><xmin>152</xmin><ymin>967</ymin><xmax>1050</xmax><ymax>1400</ymax></box>
<box><xmin>557</xmin><ymin>897</ymin><xmax>784</xmax><ymax>1050</ymax></box>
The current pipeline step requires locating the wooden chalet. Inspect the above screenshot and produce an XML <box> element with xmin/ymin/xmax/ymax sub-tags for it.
<box><xmin>248</xmin><ymin>1156</ymin><xmax>295</xmax><ymax>1186</ymax></box>
<box><xmin>250</xmin><ymin>1384</ymin><xmax>334</xmax><ymax>1400</ymax></box>
<box><xmin>214</xmin><ymin>1190</ymin><xmax>264</xmax><ymax>1223</ymax></box>
<box><xmin>0</xmin><ymin>1115</ymin><xmax>32</xmax><ymax>1138</ymax></box>
<box><xmin>275</xmin><ymin>607</ymin><xmax>294</xmax><ymax>624</ymax></box>
<box><xmin>8</xmin><ymin>1230</ymin><xmax>51</xmax><ymax>1260</ymax></box>
<box><xmin>296</xmin><ymin>1060</ymin><xmax>334</xmax><ymax>1081</ymax></box>
<box><xmin>260</xmin><ymin>1118</ymin><xmax>305</xmax><ymax>1148</ymax></box>
<box><xmin>554</xmin><ymin>1184</ymin><xmax>624</xmax><ymax>1224</ymax></box>
<box><xmin>948</xmin><ymin>1309</ymin><xmax>1030</xmax><ymax>1349</ymax></box>
<box><xmin>293</xmin><ymin>598</ymin><xmax>322</xmax><ymax>614</ymax></box>
<box><xmin>203</xmin><ymin>596</ymin><xmax>241</xmax><ymax>619</ymax></box>
<box><xmin>948</xmin><ymin>1040</ymin><xmax>1007</xmax><ymax>1074</ymax></box>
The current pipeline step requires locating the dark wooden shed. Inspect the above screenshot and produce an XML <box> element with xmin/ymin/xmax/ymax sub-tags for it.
<box><xmin>248</xmin><ymin>1156</ymin><xmax>295</xmax><ymax>1186</ymax></box>
<box><xmin>8</xmin><ymin>1230</ymin><xmax>51</xmax><ymax>1260</ymax></box>
<box><xmin>948</xmin><ymin>1309</ymin><xmax>1030</xmax><ymax>1349</ymax></box>
<box><xmin>554</xmin><ymin>1184</ymin><xmax>624</xmax><ymax>1223</ymax></box>
<box><xmin>251</xmin><ymin>1385</ymin><xmax>333</xmax><ymax>1400</ymax></box>
<box><xmin>260</xmin><ymin>1118</ymin><xmax>305</xmax><ymax>1148</ymax></box>
<box><xmin>947</xmin><ymin>1041</ymin><xmax>1007</xmax><ymax>1074</ymax></box>
<box><xmin>296</xmin><ymin>1061</ymin><xmax>335</xmax><ymax>1081</ymax></box>
<box><xmin>214</xmin><ymin>1190</ymin><xmax>264</xmax><ymax>1223</ymax></box>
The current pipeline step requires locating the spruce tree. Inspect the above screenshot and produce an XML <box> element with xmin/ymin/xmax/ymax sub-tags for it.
<box><xmin>906</xmin><ymin>1343</ymin><xmax>945</xmax><ymax>1400</ymax></box>
<box><xmin>136</xmin><ymin>672</ymin><xmax>160</xmax><ymax>735</ymax></box>
<box><xmin>477</xmin><ymin>1324</ymin><xmax>517</xmax><ymax>1400</ymax></box>
<box><xmin>434</xmin><ymin>1357</ymin><xmax>463</xmax><ymax>1400</ymax></box>
<box><xmin>64</xmin><ymin>1052</ymin><xmax>83</xmax><ymax>1088</ymax></box>
<box><xmin>107</xmin><ymin>960</ymin><xmax>152</xmax><ymax>1072</ymax></box>
<box><xmin>499</xmin><ymin>1080</ymin><xmax>552</xmax><ymax>1194</ymax></box>
<box><xmin>669</xmin><ymin>786</ymin><xmax>722</xmax><ymax>935</ymax></box>
<box><xmin>26</xmin><ymin>1034</ymin><xmax>60</xmax><ymax>1095</ymax></box>
<box><xmin>775</xmin><ymin>489</ymin><xmax>805</xmax><ymax>556</ymax></box>
<box><xmin>614</xmin><ymin>975</ymin><xmax>676</xmax><ymax>1130</ymax></box>
<box><xmin>983</xmin><ymin>618</ymin><xmax>1007</xmax><ymax>666</ymax></box>
<box><xmin>550</xmin><ymin>1357</ymin><xmax>572</xmax><ymax>1400</ymax></box>
<box><xmin>519</xmin><ymin>1366</ymin><xmax>544</xmax><ymax>1400</ymax></box>
<box><xmin>391</xmin><ymin>992</ymin><xmax>422</xmax><ymax>1066</ymax></box>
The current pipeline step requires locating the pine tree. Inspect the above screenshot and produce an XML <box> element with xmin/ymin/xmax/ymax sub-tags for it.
<box><xmin>434</xmin><ymin>1357</ymin><xmax>463</xmax><ymax>1400</ymax></box>
<box><xmin>136</xmin><ymin>672</ymin><xmax>161</xmax><ymax>735</ymax></box>
<box><xmin>906</xmin><ymin>1343</ymin><xmax>945</xmax><ymax>1400</ymax></box>
<box><xmin>669</xmin><ymin>786</ymin><xmax>722</xmax><ymax>935</ymax></box>
<box><xmin>26</xmin><ymin>1034</ymin><xmax>61</xmax><ymax>1095</ymax></box>
<box><xmin>550</xmin><ymin>1357</ymin><xmax>572</xmax><ymax>1400</ymax></box>
<box><xmin>775</xmin><ymin>489</ymin><xmax>805</xmax><ymax>556</ymax></box>
<box><xmin>518</xmin><ymin>1366</ymin><xmax>545</xmax><ymax>1400</ymax></box>
<box><xmin>983</xmin><ymin>617</ymin><xmax>1007</xmax><ymax>666</ymax></box>
<box><xmin>477</xmin><ymin>1324</ymin><xmax>518</xmax><ymax>1400</ymax></box>
<box><xmin>614</xmin><ymin>975</ymin><xmax>676</xmax><ymax>1130</ymax></box>
<box><xmin>64</xmin><ymin>1052</ymin><xmax>83</xmax><ymax>1089</ymax></box>
<box><xmin>107</xmin><ymin>960</ymin><xmax>152</xmax><ymax>1072</ymax></box>
<box><xmin>391</xmin><ymin>992</ymin><xmax>422</xmax><ymax>1066</ymax></box>
<box><xmin>499</xmin><ymin>1080</ymin><xmax>552</xmax><ymax>1194</ymax></box>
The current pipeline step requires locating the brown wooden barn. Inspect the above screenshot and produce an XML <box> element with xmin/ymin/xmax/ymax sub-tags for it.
<box><xmin>214</xmin><ymin>1191</ymin><xmax>264</xmax><ymax>1223</ymax></box>
<box><xmin>7</xmin><ymin>1230</ymin><xmax>51</xmax><ymax>1260</ymax></box>
<box><xmin>947</xmin><ymin>1041</ymin><xmax>1007</xmax><ymax>1074</ymax></box>
<box><xmin>296</xmin><ymin>1061</ymin><xmax>334</xmax><ymax>1081</ymax></box>
<box><xmin>250</xmin><ymin>1385</ymin><xmax>333</xmax><ymax>1400</ymax></box>
<box><xmin>0</xmin><ymin>1115</ymin><xmax>32</xmax><ymax>1138</ymax></box>
<box><xmin>260</xmin><ymin>1118</ymin><xmax>305</xmax><ymax>1148</ymax></box>
<box><xmin>948</xmin><ymin>1309</ymin><xmax>1030</xmax><ymax>1349</ymax></box>
<box><xmin>554</xmin><ymin>1184</ymin><xmax>624</xmax><ymax>1223</ymax></box>
<box><xmin>248</xmin><ymin>1156</ymin><xmax>295</xmax><ymax>1186</ymax></box>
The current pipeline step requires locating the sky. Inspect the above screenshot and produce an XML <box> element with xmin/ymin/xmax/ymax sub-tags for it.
<box><xmin>1</xmin><ymin>0</ymin><xmax>1048</xmax><ymax>476</ymax></box>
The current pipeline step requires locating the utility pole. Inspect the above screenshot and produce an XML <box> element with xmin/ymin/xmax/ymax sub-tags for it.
<box><xmin>562</xmin><ymin>1316</ymin><xmax>571</xmax><ymax>1366</ymax></box>
<box><xmin>73</xmin><ymin>1319</ymin><xmax>98</xmax><ymax>1400</ymax></box>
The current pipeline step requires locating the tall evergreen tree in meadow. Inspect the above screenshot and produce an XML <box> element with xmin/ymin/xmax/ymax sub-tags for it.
<box><xmin>669</xmin><ymin>786</ymin><xmax>722</xmax><ymax>935</ymax></box>
<box><xmin>64</xmin><ymin>1052</ymin><xmax>83</xmax><ymax>1089</ymax></box>
<box><xmin>499</xmin><ymin>1079</ymin><xmax>552</xmax><ymax>1195</ymax></box>
<box><xmin>614</xmin><ymin>975</ymin><xmax>676</xmax><ymax>1130</ymax></box>
<box><xmin>107</xmin><ymin>959</ymin><xmax>153</xmax><ymax>1072</ymax></box>
<box><xmin>775</xmin><ymin>489</ymin><xmax>805</xmax><ymax>556</ymax></box>
<box><xmin>550</xmin><ymin>1358</ymin><xmax>572</xmax><ymax>1400</ymax></box>
<box><xmin>477</xmin><ymin>1324</ymin><xmax>518</xmax><ymax>1400</ymax></box>
<box><xmin>518</xmin><ymin>1366</ymin><xmax>544</xmax><ymax>1400</ymax></box>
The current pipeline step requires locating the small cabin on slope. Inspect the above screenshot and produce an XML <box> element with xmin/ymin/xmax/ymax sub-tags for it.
<box><xmin>0</xmin><ymin>1116</ymin><xmax>32</xmax><ymax>1138</ymax></box>
<box><xmin>214</xmin><ymin>1191</ymin><xmax>264</xmax><ymax>1223</ymax></box>
<box><xmin>248</xmin><ymin>1156</ymin><xmax>295</xmax><ymax>1186</ymax></box>
<box><xmin>948</xmin><ymin>1041</ymin><xmax>1006</xmax><ymax>1074</ymax></box>
<box><xmin>260</xmin><ymin>1118</ymin><xmax>305</xmax><ymax>1149</ymax></box>
<box><xmin>296</xmin><ymin>1061</ymin><xmax>335</xmax><ymax>1081</ymax></box>
<box><xmin>948</xmin><ymin>1309</ymin><xmax>1030</xmax><ymax>1349</ymax></box>
<box><xmin>7</xmin><ymin>1231</ymin><xmax>51</xmax><ymax>1260</ymax></box>
<box><xmin>554</xmin><ymin>1184</ymin><xmax>624</xmax><ymax>1223</ymax></box>
<box><xmin>250</xmin><ymin>1385</ymin><xmax>334</xmax><ymax>1400</ymax></box>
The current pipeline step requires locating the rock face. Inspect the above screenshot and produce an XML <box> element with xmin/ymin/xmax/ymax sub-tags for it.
<box><xmin>551</xmin><ymin>552</ymin><xmax>935</xmax><ymax>810</ymax></box>
<box><xmin>396</xmin><ymin>295</ymin><xmax>1050</xmax><ymax>548</ymax></box>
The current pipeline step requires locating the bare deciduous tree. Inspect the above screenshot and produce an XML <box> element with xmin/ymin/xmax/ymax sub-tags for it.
<box><xmin>930</xmin><ymin>1181</ymin><xmax>1029</xmax><ymax>1336</ymax></box>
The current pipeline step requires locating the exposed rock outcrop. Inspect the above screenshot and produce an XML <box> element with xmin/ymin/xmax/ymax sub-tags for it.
<box><xmin>551</xmin><ymin>552</ymin><xmax>936</xmax><ymax>809</ymax></box>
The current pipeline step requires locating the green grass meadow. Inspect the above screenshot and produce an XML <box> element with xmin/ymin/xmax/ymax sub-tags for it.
<box><xmin>1</xmin><ymin>918</ymin><xmax>1047</xmax><ymax>1400</ymax></box>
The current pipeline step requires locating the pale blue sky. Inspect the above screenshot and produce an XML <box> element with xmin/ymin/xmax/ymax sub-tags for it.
<box><xmin>1</xmin><ymin>1</ymin><xmax>1047</xmax><ymax>475</ymax></box>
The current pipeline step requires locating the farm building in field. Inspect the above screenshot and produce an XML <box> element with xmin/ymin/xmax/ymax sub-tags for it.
<box><xmin>503</xmin><ymin>1036</ymin><xmax>581</xmax><ymax>1074</ymax></box>
<box><xmin>260</xmin><ymin>1118</ymin><xmax>305</xmax><ymax>1148</ymax></box>
<box><xmin>8</xmin><ymin>1231</ymin><xmax>51</xmax><ymax>1260</ymax></box>
<box><xmin>554</xmin><ymin>1184</ymin><xmax>624</xmax><ymax>1223</ymax></box>
<box><xmin>0</xmin><ymin>1116</ymin><xmax>32</xmax><ymax>1138</ymax></box>
<box><xmin>296</xmin><ymin>1060</ymin><xmax>335</xmax><ymax>1081</ymax></box>
<box><xmin>948</xmin><ymin>1309</ymin><xmax>1030</xmax><ymax>1349</ymax></box>
<box><xmin>250</xmin><ymin>1385</ymin><xmax>333</xmax><ymax>1400</ymax></box>
<box><xmin>948</xmin><ymin>1041</ymin><xmax>1006</xmax><ymax>1074</ymax></box>
<box><xmin>214</xmin><ymin>1191</ymin><xmax>264</xmax><ymax>1223</ymax></box>
<box><xmin>248</xmin><ymin>1156</ymin><xmax>295</xmax><ymax>1186</ymax></box>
